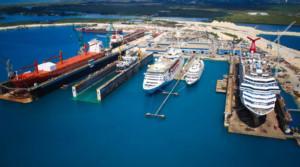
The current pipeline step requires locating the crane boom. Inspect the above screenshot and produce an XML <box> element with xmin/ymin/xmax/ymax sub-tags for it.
<box><xmin>274</xmin><ymin>21</ymin><xmax>296</xmax><ymax>78</ymax></box>
<box><xmin>273</xmin><ymin>21</ymin><xmax>296</xmax><ymax>42</ymax></box>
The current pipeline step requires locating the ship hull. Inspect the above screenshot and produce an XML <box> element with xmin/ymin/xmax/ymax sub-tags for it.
<box><xmin>11</xmin><ymin>53</ymin><xmax>105</xmax><ymax>88</ymax></box>
<box><xmin>32</xmin><ymin>54</ymin><xmax>118</xmax><ymax>97</ymax></box>
<box><xmin>1</xmin><ymin>52</ymin><xmax>119</xmax><ymax>100</ymax></box>
<box><xmin>111</xmin><ymin>30</ymin><xmax>145</xmax><ymax>49</ymax></box>
<box><xmin>238</xmin><ymin>59</ymin><xmax>278</xmax><ymax>117</ymax></box>
<box><xmin>185</xmin><ymin>60</ymin><xmax>204</xmax><ymax>85</ymax></box>
<box><xmin>143</xmin><ymin>80</ymin><xmax>171</xmax><ymax>94</ymax></box>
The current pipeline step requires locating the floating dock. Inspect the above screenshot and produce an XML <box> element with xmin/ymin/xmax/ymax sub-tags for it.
<box><xmin>0</xmin><ymin>52</ymin><xmax>120</xmax><ymax>103</ymax></box>
<box><xmin>72</xmin><ymin>62</ymin><xmax>116</xmax><ymax>98</ymax></box>
<box><xmin>96</xmin><ymin>52</ymin><xmax>153</xmax><ymax>101</ymax></box>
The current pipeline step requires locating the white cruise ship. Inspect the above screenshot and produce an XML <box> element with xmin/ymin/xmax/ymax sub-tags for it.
<box><xmin>143</xmin><ymin>49</ymin><xmax>184</xmax><ymax>93</ymax></box>
<box><xmin>239</xmin><ymin>53</ymin><xmax>280</xmax><ymax>116</ymax></box>
<box><xmin>184</xmin><ymin>58</ymin><xmax>204</xmax><ymax>85</ymax></box>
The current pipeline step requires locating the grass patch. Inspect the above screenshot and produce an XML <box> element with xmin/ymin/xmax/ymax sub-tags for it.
<box><xmin>208</xmin><ymin>32</ymin><xmax>219</xmax><ymax>39</ymax></box>
<box><xmin>222</xmin><ymin>32</ymin><xmax>238</xmax><ymax>39</ymax></box>
<box><xmin>150</xmin><ymin>20</ymin><xmax>180</xmax><ymax>27</ymax></box>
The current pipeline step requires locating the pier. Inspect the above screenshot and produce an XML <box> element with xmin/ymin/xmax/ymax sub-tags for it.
<box><xmin>223</xmin><ymin>57</ymin><xmax>235</xmax><ymax>127</ymax></box>
<box><xmin>145</xmin><ymin>58</ymin><xmax>186</xmax><ymax>119</ymax></box>
<box><xmin>145</xmin><ymin>79</ymin><xmax>181</xmax><ymax>119</ymax></box>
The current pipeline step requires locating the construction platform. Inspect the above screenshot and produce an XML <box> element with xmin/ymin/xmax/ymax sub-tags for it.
<box><xmin>216</xmin><ymin>76</ymin><xmax>228</xmax><ymax>93</ymax></box>
<box><xmin>228</xmin><ymin>110</ymin><xmax>286</xmax><ymax>139</ymax></box>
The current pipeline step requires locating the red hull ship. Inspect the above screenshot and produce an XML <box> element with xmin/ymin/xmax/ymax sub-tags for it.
<box><xmin>10</xmin><ymin>39</ymin><xmax>105</xmax><ymax>88</ymax></box>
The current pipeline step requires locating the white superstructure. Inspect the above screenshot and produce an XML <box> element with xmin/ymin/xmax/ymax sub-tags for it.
<box><xmin>239</xmin><ymin>53</ymin><xmax>280</xmax><ymax>116</ymax></box>
<box><xmin>88</xmin><ymin>39</ymin><xmax>104</xmax><ymax>53</ymax></box>
<box><xmin>38</xmin><ymin>62</ymin><xmax>56</xmax><ymax>72</ymax></box>
<box><xmin>184</xmin><ymin>58</ymin><xmax>204</xmax><ymax>85</ymax></box>
<box><xmin>143</xmin><ymin>49</ymin><xmax>184</xmax><ymax>93</ymax></box>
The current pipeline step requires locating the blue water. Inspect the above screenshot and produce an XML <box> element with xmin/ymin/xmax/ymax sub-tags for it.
<box><xmin>259</xmin><ymin>34</ymin><xmax>300</xmax><ymax>51</ymax></box>
<box><xmin>0</xmin><ymin>26</ymin><xmax>109</xmax><ymax>81</ymax></box>
<box><xmin>238</xmin><ymin>23</ymin><xmax>300</xmax><ymax>51</ymax></box>
<box><xmin>0</xmin><ymin>26</ymin><xmax>300</xmax><ymax>167</ymax></box>
<box><xmin>238</xmin><ymin>23</ymin><xmax>300</xmax><ymax>32</ymax></box>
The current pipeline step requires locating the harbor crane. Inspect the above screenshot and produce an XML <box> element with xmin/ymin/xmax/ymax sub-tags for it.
<box><xmin>274</xmin><ymin>21</ymin><xmax>296</xmax><ymax>77</ymax></box>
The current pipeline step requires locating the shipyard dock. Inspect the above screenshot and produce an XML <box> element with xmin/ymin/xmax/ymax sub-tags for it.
<box><xmin>222</xmin><ymin>56</ymin><xmax>300</xmax><ymax>145</ymax></box>
<box><xmin>223</xmin><ymin>56</ymin><xmax>286</xmax><ymax>139</ymax></box>
<box><xmin>0</xmin><ymin>51</ymin><xmax>121</xmax><ymax>103</ymax></box>
<box><xmin>72</xmin><ymin>51</ymin><xmax>153</xmax><ymax>102</ymax></box>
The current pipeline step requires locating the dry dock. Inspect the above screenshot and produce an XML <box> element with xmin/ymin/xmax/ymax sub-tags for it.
<box><xmin>223</xmin><ymin>57</ymin><xmax>287</xmax><ymax>140</ymax></box>
<box><xmin>96</xmin><ymin>52</ymin><xmax>153</xmax><ymax>101</ymax></box>
<box><xmin>0</xmin><ymin>52</ymin><xmax>120</xmax><ymax>103</ymax></box>
<box><xmin>72</xmin><ymin>62</ymin><xmax>116</xmax><ymax>98</ymax></box>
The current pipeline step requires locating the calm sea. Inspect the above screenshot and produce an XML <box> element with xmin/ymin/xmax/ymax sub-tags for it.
<box><xmin>0</xmin><ymin>26</ymin><xmax>300</xmax><ymax>167</ymax></box>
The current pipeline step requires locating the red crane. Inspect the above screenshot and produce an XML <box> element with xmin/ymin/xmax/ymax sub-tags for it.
<box><xmin>247</xmin><ymin>36</ymin><xmax>260</xmax><ymax>53</ymax></box>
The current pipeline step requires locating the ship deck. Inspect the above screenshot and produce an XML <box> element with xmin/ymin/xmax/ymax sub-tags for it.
<box><xmin>147</xmin><ymin>58</ymin><xmax>174</xmax><ymax>73</ymax></box>
<box><xmin>241</xmin><ymin>56</ymin><xmax>273</xmax><ymax>77</ymax></box>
